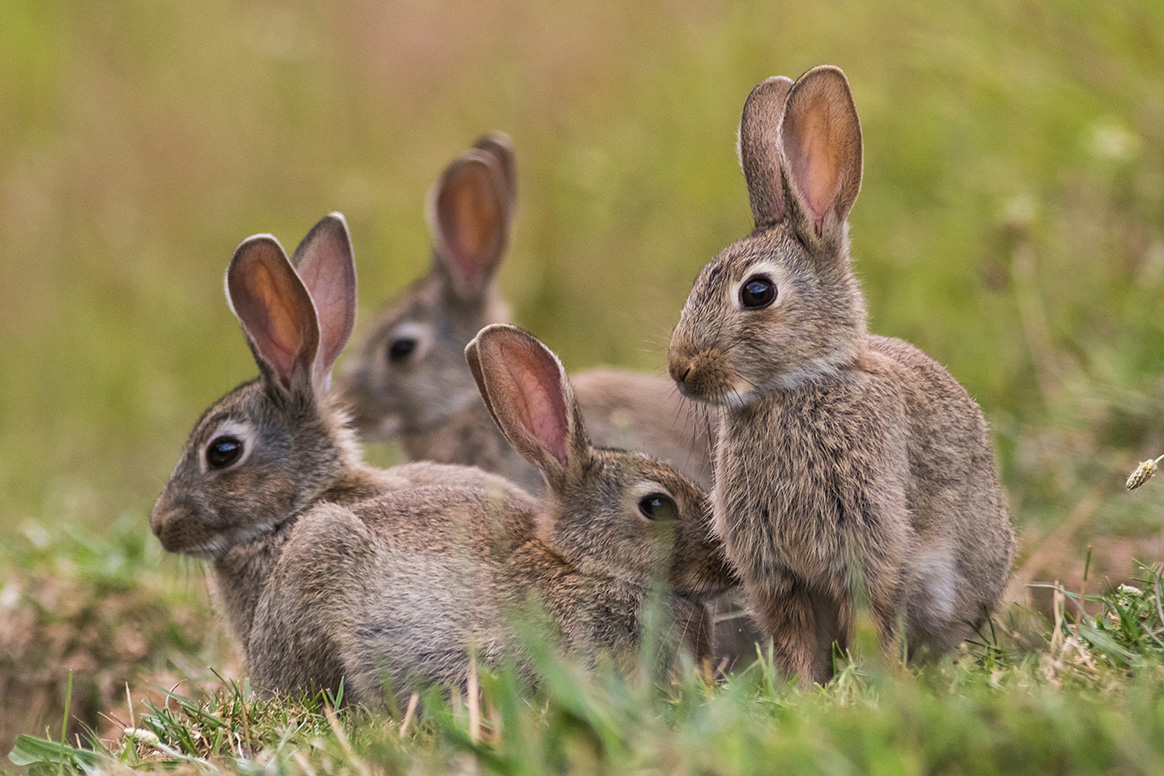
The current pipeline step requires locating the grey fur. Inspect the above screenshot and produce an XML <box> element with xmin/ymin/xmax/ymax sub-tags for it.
<box><xmin>152</xmin><ymin>217</ymin><xmax>733</xmax><ymax>705</ymax></box>
<box><xmin>336</xmin><ymin>133</ymin><xmax>714</xmax><ymax>493</ymax></box>
<box><xmin>668</xmin><ymin>66</ymin><xmax>1014</xmax><ymax>684</ymax></box>
<box><xmin>335</xmin><ymin>135</ymin><xmax>761</xmax><ymax>664</ymax></box>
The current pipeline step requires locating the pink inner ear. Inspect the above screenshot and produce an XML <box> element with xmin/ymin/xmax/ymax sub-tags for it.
<box><xmin>244</xmin><ymin>258</ymin><xmax>305</xmax><ymax>375</ymax></box>
<box><xmin>507</xmin><ymin>358</ymin><xmax>569</xmax><ymax>465</ymax></box>
<box><xmin>435</xmin><ymin>159</ymin><xmax>506</xmax><ymax>293</ymax></box>
<box><xmin>296</xmin><ymin>233</ymin><xmax>355</xmax><ymax>371</ymax></box>
<box><xmin>450</xmin><ymin>184</ymin><xmax>495</xmax><ymax>260</ymax></box>
<box><xmin>788</xmin><ymin>98</ymin><xmax>841</xmax><ymax>224</ymax></box>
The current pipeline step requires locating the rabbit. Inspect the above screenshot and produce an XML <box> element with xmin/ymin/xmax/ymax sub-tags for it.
<box><xmin>667</xmin><ymin>65</ymin><xmax>1015</xmax><ymax>685</ymax></box>
<box><xmin>150</xmin><ymin>214</ymin><xmax>733</xmax><ymax>703</ymax></box>
<box><xmin>332</xmin><ymin>324</ymin><xmax>735</xmax><ymax>703</ymax></box>
<box><xmin>334</xmin><ymin>134</ymin><xmax>760</xmax><ymax>666</ymax></box>
<box><xmin>336</xmin><ymin>133</ymin><xmax>715</xmax><ymax>495</ymax></box>
<box><xmin>150</xmin><ymin>213</ymin><xmax>530</xmax><ymax>695</ymax></box>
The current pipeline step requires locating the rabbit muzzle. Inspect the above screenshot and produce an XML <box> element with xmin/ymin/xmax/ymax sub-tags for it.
<box><xmin>150</xmin><ymin>494</ymin><xmax>221</xmax><ymax>557</ymax></box>
<box><xmin>667</xmin><ymin>346</ymin><xmax>735</xmax><ymax>407</ymax></box>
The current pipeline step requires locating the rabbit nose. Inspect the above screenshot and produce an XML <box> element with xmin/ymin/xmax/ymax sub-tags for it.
<box><xmin>149</xmin><ymin>502</ymin><xmax>171</xmax><ymax>541</ymax></box>
<box><xmin>667</xmin><ymin>354</ymin><xmax>692</xmax><ymax>386</ymax></box>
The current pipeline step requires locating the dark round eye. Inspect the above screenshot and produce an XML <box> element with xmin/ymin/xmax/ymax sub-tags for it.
<box><xmin>206</xmin><ymin>436</ymin><xmax>243</xmax><ymax>469</ymax></box>
<box><xmin>739</xmin><ymin>275</ymin><xmax>776</xmax><ymax>309</ymax></box>
<box><xmin>387</xmin><ymin>337</ymin><xmax>417</xmax><ymax>362</ymax></box>
<box><xmin>638</xmin><ymin>493</ymin><xmax>678</xmax><ymax>521</ymax></box>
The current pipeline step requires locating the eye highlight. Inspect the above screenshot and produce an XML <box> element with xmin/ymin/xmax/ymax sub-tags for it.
<box><xmin>206</xmin><ymin>436</ymin><xmax>244</xmax><ymax>469</ymax></box>
<box><xmin>739</xmin><ymin>275</ymin><xmax>777</xmax><ymax>309</ymax></box>
<box><xmin>638</xmin><ymin>493</ymin><xmax>678</xmax><ymax>521</ymax></box>
<box><xmin>387</xmin><ymin>337</ymin><xmax>417</xmax><ymax>362</ymax></box>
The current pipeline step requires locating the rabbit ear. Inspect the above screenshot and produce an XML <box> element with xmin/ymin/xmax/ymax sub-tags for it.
<box><xmin>472</xmin><ymin>131</ymin><xmax>516</xmax><ymax>210</ymax></box>
<box><xmin>426</xmin><ymin>150</ymin><xmax>511</xmax><ymax>302</ymax></box>
<box><xmin>737</xmin><ymin>75</ymin><xmax>794</xmax><ymax>229</ymax></box>
<box><xmin>465</xmin><ymin>324</ymin><xmax>589</xmax><ymax>487</ymax></box>
<box><xmin>777</xmin><ymin>65</ymin><xmax>863</xmax><ymax>242</ymax></box>
<box><xmin>290</xmin><ymin>213</ymin><xmax>357</xmax><ymax>381</ymax></box>
<box><xmin>226</xmin><ymin>235</ymin><xmax>321</xmax><ymax>396</ymax></box>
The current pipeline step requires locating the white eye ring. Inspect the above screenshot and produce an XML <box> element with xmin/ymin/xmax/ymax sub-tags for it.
<box><xmin>385</xmin><ymin>321</ymin><xmax>433</xmax><ymax>364</ymax></box>
<box><xmin>200</xmin><ymin>419</ymin><xmax>255</xmax><ymax>475</ymax></box>
<box><xmin>729</xmin><ymin>260</ymin><xmax>787</xmax><ymax>312</ymax></box>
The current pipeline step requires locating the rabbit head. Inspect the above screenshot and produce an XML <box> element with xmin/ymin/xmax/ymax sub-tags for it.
<box><xmin>466</xmin><ymin>324</ymin><xmax>735</xmax><ymax>600</ymax></box>
<box><xmin>668</xmin><ymin>67</ymin><xmax>870</xmax><ymax>406</ymax></box>
<box><xmin>150</xmin><ymin>215</ymin><xmax>361</xmax><ymax>559</ymax></box>
<box><xmin>338</xmin><ymin>134</ymin><xmax>515</xmax><ymax>440</ymax></box>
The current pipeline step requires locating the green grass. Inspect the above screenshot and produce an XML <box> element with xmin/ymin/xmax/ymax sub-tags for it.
<box><xmin>8</xmin><ymin>539</ymin><xmax>1164</xmax><ymax>775</ymax></box>
<box><xmin>2</xmin><ymin>0</ymin><xmax>1164</xmax><ymax>771</ymax></box>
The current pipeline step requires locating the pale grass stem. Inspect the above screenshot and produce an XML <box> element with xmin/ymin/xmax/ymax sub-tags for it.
<box><xmin>399</xmin><ymin>692</ymin><xmax>420</xmax><ymax>739</ymax></box>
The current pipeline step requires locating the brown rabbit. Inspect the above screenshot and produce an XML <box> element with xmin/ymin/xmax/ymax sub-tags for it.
<box><xmin>333</xmin><ymin>324</ymin><xmax>735</xmax><ymax>703</ymax></box>
<box><xmin>667</xmin><ymin>66</ymin><xmax>1014</xmax><ymax>685</ymax></box>
<box><xmin>336</xmin><ymin>133</ymin><xmax>714</xmax><ymax>495</ymax></box>
<box><xmin>151</xmin><ymin>216</ymin><xmax>732</xmax><ymax>703</ymax></box>
<box><xmin>335</xmin><ymin>135</ymin><xmax>759</xmax><ymax>664</ymax></box>
<box><xmin>150</xmin><ymin>214</ymin><xmax>520</xmax><ymax>695</ymax></box>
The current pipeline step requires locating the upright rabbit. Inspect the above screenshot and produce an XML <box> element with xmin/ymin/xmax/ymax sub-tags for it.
<box><xmin>668</xmin><ymin>66</ymin><xmax>1014</xmax><ymax>684</ymax></box>
<box><xmin>151</xmin><ymin>215</ymin><xmax>732</xmax><ymax>703</ymax></box>
<box><xmin>337</xmin><ymin>133</ymin><xmax>714</xmax><ymax>494</ymax></box>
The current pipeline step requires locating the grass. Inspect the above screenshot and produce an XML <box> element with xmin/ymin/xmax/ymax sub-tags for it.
<box><xmin>2</xmin><ymin>0</ymin><xmax>1164</xmax><ymax>771</ymax></box>
<box><xmin>8</xmin><ymin>538</ymin><xmax>1164</xmax><ymax>775</ymax></box>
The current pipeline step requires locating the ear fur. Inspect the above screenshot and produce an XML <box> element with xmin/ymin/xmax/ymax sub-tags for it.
<box><xmin>226</xmin><ymin>235</ymin><xmax>321</xmax><ymax>395</ymax></box>
<box><xmin>777</xmin><ymin>65</ymin><xmax>863</xmax><ymax>242</ymax></box>
<box><xmin>472</xmin><ymin>132</ymin><xmax>516</xmax><ymax>209</ymax></box>
<box><xmin>427</xmin><ymin>149</ymin><xmax>512</xmax><ymax>302</ymax></box>
<box><xmin>465</xmin><ymin>324</ymin><xmax>588</xmax><ymax>487</ymax></box>
<box><xmin>290</xmin><ymin>213</ymin><xmax>358</xmax><ymax>382</ymax></box>
<box><xmin>738</xmin><ymin>75</ymin><xmax>795</xmax><ymax>228</ymax></box>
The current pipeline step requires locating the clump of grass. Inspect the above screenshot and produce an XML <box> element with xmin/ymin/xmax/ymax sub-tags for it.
<box><xmin>11</xmin><ymin>568</ymin><xmax>1164</xmax><ymax>775</ymax></box>
<box><xmin>0</xmin><ymin>514</ymin><xmax>227</xmax><ymax>752</ymax></box>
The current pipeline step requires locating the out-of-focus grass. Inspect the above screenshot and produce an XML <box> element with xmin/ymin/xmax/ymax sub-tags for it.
<box><xmin>1</xmin><ymin>0</ymin><xmax>1161</xmax><ymax>540</ymax></box>
<box><xmin>2</xmin><ymin>0</ymin><xmax>1164</xmax><ymax>764</ymax></box>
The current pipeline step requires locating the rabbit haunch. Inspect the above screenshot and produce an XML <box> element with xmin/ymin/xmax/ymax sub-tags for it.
<box><xmin>151</xmin><ymin>214</ymin><xmax>732</xmax><ymax>704</ymax></box>
<box><xmin>668</xmin><ymin>66</ymin><xmax>1014</xmax><ymax>684</ymax></box>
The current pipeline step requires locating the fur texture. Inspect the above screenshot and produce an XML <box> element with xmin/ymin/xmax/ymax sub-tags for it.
<box><xmin>335</xmin><ymin>134</ymin><xmax>759</xmax><ymax>663</ymax></box>
<box><xmin>336</xmin><ymin>133</ymin><xmax>714</xmax><ymax>492</ymax></box>
<box><xmin>668</xmin><ymin>66</ymin><xmax>1014</xmax><ymax>684</ymax></box>
<box><xmin>151</xmin><ymin>218</ymin><xmax>733</xmax><ymax>704</ymax></box>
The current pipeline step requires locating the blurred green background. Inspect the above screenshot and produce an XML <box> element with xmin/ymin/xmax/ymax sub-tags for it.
<box><xmin>1</xmin><ymin>0</ymin><xmax>1162</xmax><ymax>576</ymax></box>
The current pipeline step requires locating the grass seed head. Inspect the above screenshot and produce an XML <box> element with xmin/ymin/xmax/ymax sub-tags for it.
<box><xmin>1126</xmin><ymin>459</ymin><xmax>1159</xmax><ymax>491</ymax></box>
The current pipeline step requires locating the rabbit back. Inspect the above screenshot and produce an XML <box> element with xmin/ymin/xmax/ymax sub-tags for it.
<box><xmin>868</xmin><ymin>335</ymin><xmax>1013</xmax><ymax>646</ymax></box>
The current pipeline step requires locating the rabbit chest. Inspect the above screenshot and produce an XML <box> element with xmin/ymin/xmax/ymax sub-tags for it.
<box><xmin>713</xmin><ymin>359</ymin><xmax>914</xmax><ymax>593</ymax></box>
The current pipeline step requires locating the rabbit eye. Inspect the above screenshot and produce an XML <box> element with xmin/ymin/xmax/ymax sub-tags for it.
<box><xmin>387</xmin><ymin>337</ymin><xmax>417</xmax><ymax>362</ymax></box>
<box><xmin>638</xmin><ymin>493</ymin><xmax>678</xmax><ymax>521</ymax></box>
<box><xmin>740</xmin><ymin>275</ymin><xmax>776</xmax><ymax>309</ymax></box>
<box><xmin>206</xmin><ymin>436</ymin><xmax>244</xmax><ymax>469</ymax></box>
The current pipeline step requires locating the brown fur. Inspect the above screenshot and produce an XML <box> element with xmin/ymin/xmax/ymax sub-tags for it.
<box><xmin>668</xmin><ymin>66</ymin><xmax>1014</xmax><ymax>684</ymax></box>
<box><xmin>335</xmin><ymin>136</ymin><xmax>758</xmax><ymax>662</ymax></box>
<box><xmin>336</xmin><ymin>134</ymin><xmax>714</xmax><ymax>492</ymax></box>
<box><xmin>152</xmin><ymin>217</ymin><xmax>733</xmax><ymax>704</ymax></box>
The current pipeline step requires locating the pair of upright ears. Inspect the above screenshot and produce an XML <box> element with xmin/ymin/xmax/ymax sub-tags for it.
<box><xmin>738</xmin><ymin>65</ymin><xmax>863</xmax><ymax>242</ymax></box>
<box><xmin>427</xmin><ymin>132</ymin><xmax>516</xmax><ymax>302</ymax></box>
<box><xmin>466</xmin><ymin>324</ymin><xmax>588</xmax><ymax>490</ymax></box>
<box><xmin>226</xmin><ymin>213</ymin><xmax>357</xmax><ymax>397</ymax></box>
